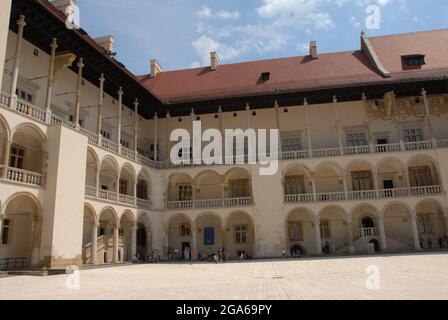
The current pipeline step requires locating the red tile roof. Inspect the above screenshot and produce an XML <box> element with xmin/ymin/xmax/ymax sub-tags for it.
<box><xmin>139</xmin><ymin>29</ymin><xmax>448</xmax><ymax>103</ymax></box>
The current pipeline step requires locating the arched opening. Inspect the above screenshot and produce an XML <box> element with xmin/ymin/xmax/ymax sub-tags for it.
<box><xmin>120</xmin><ymin>211</ymin><xmax>136</xmax><ymax>262</ymax></box>
<box><xmin>137</xmin><ymin>170</ymin><xmax>150</xmax><ymax>200</ymax></box>
<box><xmin>98</xmin><ymin>209</ymin><xmax>118</xmax><ymax>264</ymax></box>
<box><xmin>167</xmin><ymin>174</ymin><xmax>193</xmax><ymax>208</ymax></box>
<box><xmin>0</xmin><ymin>194</ymin><xmax>41</xmax><ymax>268</ymax></box>
<box><xmin>81</xmin><ymin>205</ymin><xmax>96</xmax><ymax>264</ymax></box>
<box><xmin>369</xmin><ymin>239</ymin><xmax>380</xmax><ymax>252</ymax></box>
<box><xmin>136</xmin><ymin>212</ymin><xmax>151</xmax><ymax>260</ymax></box>
<box><xmin>285</xmin><ymin>208</ymin><xmax>316</xmax><ymax>255</ymax></box>
<box><xmin>346</xmin><ymin>160</ymin><xmax>375</xmax><ymax>192</ymax></box>
<box><xmin>99</xmin><ymin>157</ymin><xmax>119</xmax><ymax>197</ymax></box>
<box><xmin>196</xmin><ymin>213</ymin><xmax>223</xmax><ymax>260</ymax></box>
<box><xmin>351</xmin><ymin>205</ymin><xmax>381</xmax><ymax>253</ymax></box>
<box><xmin>119</xmin><ymin>164</ymin><xmax>136</xmax><ymax>197</ymax></box>
<box><xmin>318</xmin><ymin>206</ymin><xmax>347</xmax><ymax>254</ymax></box>
<box><xmin>383</xmin><ymin>203</ymin><xmax>414</xmax><ymax>250</ymax></box>
<box><xmin>167</xmin><ymin>214</ymin><xmax>192</xmax><ymax>259</ymax></box>
<box><xmin>225</xmin><ymin>211</ymin><xmax>254</xmax><ymax>259</ymax></box>
<box><xmin>314</xmin><ymin>163</ymin><xmax>344</xmax><ymax>198</ymax></box>
<box><xmin>85</xmin><ymin>148</ymin><xmax>99</xmax><ymax>188</ymax></box>
<box><xmin>194</xmin><ymin>171</ymin><xmax>222</xmax><ymax>202</ymax></box>
<box><xmin>224</xmin><ymin>168</ymin><xmax>251</xmax><ymax>199</ymax></box>
<box><xmin>283</xmin><ymin>164</ymin><xmax>311</xmax><ymax>195</ymax></box>
<box><xmin>407</xmin><ymin>156</ymin><xmax>440</xmax><ymax>190</ymax></box>
<box><xmin>8</xmin><ymin>124</ymin><xmax>46</xmax><ymax>186</ymax></box>
<box><xmin>376</xmin><ymin>158</ymin><xmax>406</xmax><ymax>194</ymax></box>
<box><xmin>415</xmin><ymin>200</ymin><xmax>447</xmax><ymax>249</ymax></box>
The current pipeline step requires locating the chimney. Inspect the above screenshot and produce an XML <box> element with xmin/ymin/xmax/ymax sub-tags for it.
<box><xmin>150</xmin><ymin>59</ymin><xmax>163</xmax><ymax>78</ymax></box>
<box><xmin>210</xmin><ymin>52</ymin><xmax>220</xmax><ymax>71</ymax></box>
<box><xmin>94</xmin><ymin>35</ymin><xmax>115</xmax><ymax>53</ymax></box>
<box><xmin>309</xmin><ymin>41</ymin><xmax>318</xmax><ymax>59</ymax></box>
<box><xmin>51</xmin><ymin>0</ymin><xmax>76</xmax><ymax>16</ymax></box>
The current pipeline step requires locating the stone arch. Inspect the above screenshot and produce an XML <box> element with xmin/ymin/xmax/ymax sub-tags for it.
<box><xmin>285</xmin><ymin>207</ymin><xmax>317</xmax><ymax>256</ymax></box>
<box><xmin>166</xmin><ymin>212</ymin><xmax>193</xmax><ymax>259</ymax></box>
<box><xmin>376</xmin><ymin>157</ymin><xmax>407</xmax><ymax>190</ymax></box>
<box><xmin>99</xmin><ymin>156</ymin><xmax>119</xmax><ymax>193</ymax></box>
<box><xmin>86</xmin><ymin>147</ymin><xmax>99</xmax><ymax>187</ymax></box>
<box><xmin>1</xmin><ymin>193</ymin><xmax>43</xmax><ymax>266</ymax></box>
<box><xmin>406</xmin><ymin>154</ymin><xmax>441</xmax><ymax>187</ymax></box>
<box><xmin>194</xmin><ymin>170</ymin><xmax>222</xmax><ymax>201</ymax></box>
<box><xmin>195</xmin><ymin>211</ymin><xmax>224</xmax><ymax>257</ymax></box>
<box><xmin>313</xmin><ymin>161</ymin><xmax>344</xmax><ymax>194</ymax></box>
<box><xmin>414</xmin><ymin>199</ymin><xmax>447</xmax><ymax>249</ymax></box>
<box><xmin>224</xmin><ymin>211</ymin><xmax>255</xmax><ymax>258</ymax></box>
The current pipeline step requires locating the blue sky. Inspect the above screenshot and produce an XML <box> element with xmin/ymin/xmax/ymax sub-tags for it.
<box><xmin>76</xmin><ymin>0</ymin><xmax>448</xmax><ymax>75</ymax></box>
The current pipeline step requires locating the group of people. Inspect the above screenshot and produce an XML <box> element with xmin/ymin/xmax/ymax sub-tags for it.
<box><xmin>132</xmin><ymin>249</ymin><xmax>161</xmax><ymax>264</ymax></box>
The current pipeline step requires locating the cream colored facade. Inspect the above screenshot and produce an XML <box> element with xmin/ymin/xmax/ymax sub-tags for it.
<box><xmin>1</xmin><ymin>2</ymin><xmax>448</xmax><ymax>270</ymax></box>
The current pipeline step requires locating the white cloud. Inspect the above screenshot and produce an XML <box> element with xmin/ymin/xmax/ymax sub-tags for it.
<box><xmin>197</xmin><ymin>6</ymin><xmax>240</xmax><ymax>20</ymax></box>
<box><xmin>192</xmin><ymin>35</ymin><xmax>240</xmax><ymax>66</ymax></box>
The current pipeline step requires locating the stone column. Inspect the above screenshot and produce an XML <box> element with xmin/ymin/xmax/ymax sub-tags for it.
<box><xmin>113</xmin><ymin>225</ymin><xmax>119</xmax><ymax>263</ymax></box>
<box><xmin>311</xmin><ymin>177</ymin><xmax>317</xmax><ymax>202</ymax></box>
<box><xmin>131</xmin><ymin>225</ymin><xmax>137</xmax><ymax>258</ymax></box>
<box><xmin>91</xmin><ymin>222</ymin><xmax>98</xmax><ymax>264</ymax></box>
<box><xmin>9</xmin><ymin>15</ymin><xmax>26</xmax><ymax>108</ymax></box>
<box><xmin>378</xmin><ymin>215</ymin><xmax>388</xmax><ymax>251</ymax></box>
<box><xmin>191</xmin><ymin>222</ymin><xmax>198</xmax><ymax>253</ymax></box>
<box><xmin>44</xmin><ymin>38</ymin><xmax>58</xmax><ymax>121</ymax></box>
<box><xmin>373</xmin><ymin>170</ymin><xmax>380</xmax><ymax>197</ymax></box>
<box><xmin>333</xmin><ymin>96</ymin><xmax>344</xmax><ymax>155</ymax></box>
<box><xmin>444</xmin><ymin>216</ymin><xmax>448</xmax><ymax>235</ymax></box>
<box><xmin>347</xmin><ymin>220</ymin><xmax>355</xmax><ymax>254</ymax></box>
<box><xmin>74</xmin><ymin>58</ymin><xmax>84</xmax><ymax>128</ymax></box>
<box><xmin>133</xmin><ymin>99</ymin><xmax>139</xmax><ymax>156</ymax></box>
<box><xmin>221</xmin><ymin>225</ymin><xmax>227</xmax><ymax>250</ymax></box>
<box><xmin>117</xmin><ymin>87</ymin><xmax>123</xmax><ymax>151</ymax></box>
<box><xmin>410</xmin><ymin>215</ymin><xmax>422</xmax><ymax>250</ymax></box>
<box><xmin>314</xmin><ymin>216</ymin><xmax>322</xmax><ymax>255</ymax></box>
<box><xmin>153</xmin><ymin>113</ymin><xmax>158</xmax><ymax>161</ymax></box>
<box><xmin>342</xmin><ymin>175</ymin><xmax>348</xmax><ymax>200</ymax></box>
<box><xmin>1</xmin><ymin>141</ymin><xmax>11</xmax><ymax>179</ymax></box>
<box><xmin>421</xmin><ymin>88</ymin><xmax>434</xmax><ymax>142</ymax></box>
<box><xmin>97</xmin><ymin>73</ymin><xmax>105</xmax><ymax>139</ymax></box>
<box><xmin>0</xmin><ymin>214</ymin><xmax>5</xmax><ymax>245</ymax></box>
<box><xmin>304</xmin><ymin>99</ymin><xmax>313</xmax><ymax>157</ymax></box>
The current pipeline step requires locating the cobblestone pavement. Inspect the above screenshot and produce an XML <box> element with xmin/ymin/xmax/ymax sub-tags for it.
<box><xmin>1</xmin><ymin>253</ymin><xmax>447</xmax><ymax>300</ymax></box>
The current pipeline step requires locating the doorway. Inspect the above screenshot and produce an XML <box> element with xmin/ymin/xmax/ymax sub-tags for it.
<box><xmin>181</xmin><ymin>242</ymin><xmax>191</xmax><ymax>259</ymax></box>
<box><xmin>361</xmin><ymin>216</ymin><xmax>375</xmax><ymax>228</ymax></box>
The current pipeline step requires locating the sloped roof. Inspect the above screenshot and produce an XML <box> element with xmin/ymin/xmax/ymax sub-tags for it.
<box><xmin>139</xmin><ymin>29</ymin><xmax>448</xmax><ymax>104</ymax></box>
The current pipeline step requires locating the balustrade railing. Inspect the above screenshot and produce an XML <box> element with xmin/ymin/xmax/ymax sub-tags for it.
<box><xmin>86</xmin><ymin>186</ymin><xmax>152</xmax><ymax>209</ymax></box>
<box><xmin>5</xmin><ymin>167</ymin><xmax>43</xmax><ymax>187</ymax></box>
<box><xmin>166</xmin><ymin>197</ymin><xmax>252</xmax><ymax>209</ymax></box>
<box><xmin>285</xmin><ymin>186</ymin><xmax>443</xmax><ymax>203</ymax></box>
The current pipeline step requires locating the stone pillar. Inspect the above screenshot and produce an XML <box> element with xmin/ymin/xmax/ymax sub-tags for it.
<box><xmin>411</xmin><ymin>215</ymin><xmax>422</xmax><ymax>250</ymax></box>
<box><xmin>347</xmin><ymin>220</ymin><xmax>356</xmax><ymax>254</ymax></box>
<box><xmin>133</xmin><ymin>99</ymin><xmax>139</xmax><ymax>155</ymax></box>
<box><xmin>97</xmin><ymin>73</ymin><xmax>105</xmax><ymax>138</ymax></box>
<box><xmin>373</xmin><ymin>170</ymin><xmax>380</xmax><ymax>197</ymax></box>
<box><xmin>333</xmin><ymin>96</ymin><xmax>344</xmax><ymax>154</ymax></box>
<box><xmin>378</xmin><ymin>215</ymin><xmax>387</xmax><ymax>251</ymax></box>
<box><xmin>9</xmin><ymin>15</ymin><xmax>26</xmax><ymax>108</ymax></box>
<box><xmin>221</xmin><ymin>225</ymin><xmax>227</xmax><ymax>250</ymax></box>
<box><xmin>314</xmin><ymin>216</ymin><xmax>322</xmax><ymax>255</ymax></box>
<box><xmin>304</xmin><ymin>99</ymin><xmax>313</xmax><ymax>157</ymax></box>
<box><xmin>113</xmin><ymin>225</ymin><xmax>119</xmax><ymax>263</ymax></box>
<box><xmin>444</xmin><ymin>216</ymin><xmax>448</xmax><ymax>235</ymax></box>
<box><xmin>91</xmin><ymin>222</ymin><xmax>98</xmax><ymax>264</ymax></box>
<box><xmin>74</xmin><ymin>58</ymin><xmax>84</xmax><ymax>128</ymax></box>
<box><xmin>44</xmin><ymin>38</ymin><xmax>58</xmax><ymax>120</ymax></box>
<box><xmin>131</xmin><ymin>225</ymin><xmax>137</xmax><ymax>258</ymax></box>
<box><xmin>342</xmin><ymin>175</ymin><xmax>348</xmax><ymax>199</ymax></box>
<box><xmin>191</xmin><ymin>222</ymin><xmax>198</xmax><ymax>253</ymax></box>
<box><xmin>1</xmin><ymin>141</ymin><xmax>11</xmax><ymax>178</ymax></box>
<box><xmin>311</xmin><ymin>177</ymin><xmax>317</xmax><ymax>202</ymax></box>
<box><xmin>0</xmin><ymin>214</ymin><xmax>5</xmax><ymax>245</ymax></box>
<box><xmin>164</xmin><ymin>112</ymin><xmax>171</xmax><ymax>162</ymax></box>
<box><xmin>421</xmin><ymin>88</ymin><xmax>434</xmax><ymax>141</ymax></box>
<box><xmin>117</xmin><ymin>87</ymin><xmax>123</xmax><ymax>151</ymax></box>
<box><xmin>153</xmin><ymin>113</ymin><xmax>158</xmax><ymax>161</ymax></box>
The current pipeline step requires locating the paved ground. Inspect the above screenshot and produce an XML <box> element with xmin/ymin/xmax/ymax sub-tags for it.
<box><xmin>1</xmin><ymin>253</ymin><xmax>448</xmax><ymax>300</ymax></box>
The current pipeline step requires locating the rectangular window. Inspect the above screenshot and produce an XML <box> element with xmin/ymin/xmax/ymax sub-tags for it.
<box><xmin>101</xmin><ymin>130</ymin><xmax>111</xmax><ymax>140</ymax></box>
<box><xmin>9</xmin><ymin>146</ymin><xmax>25</xmax><ymax>169</ymax></box>
<box><xmin>229</xmin><ymin>179</ymin><xmax>250</xmax><ymax>198</ymax></box>
<box><xmin>178</xmin><ymin>184</ymin><xmax>192</xmax><ymax>201</ymax></box>
<box><xmin>1</xmin><ymin>219</ymin><xmax>10</xmax><ymax>245</ymax></box>
<box><xmin>403</xmin><ymin>128</ymin><xmax>424</xmax><ymax>142</ymax></box>
<box><xmin>320</xmin><ymin>221</ymin><xmax>330</xmax><ymax>240</ymax></box>
<box><xmin>289</xmin><ymin>223</ymin><xmax>303</xmax><ymax>242</ymax></box>
<box><xmin>179</xmin><ymin>223</ymin><xmax>191</xmax><ymax>236</ymax></box>
<box><xmin>282</xmin><ymin>136</ymin><xmax>302</xmax><ymax>152</ymax></box>
<box><xmin>284</xmin><ymin>176</ymin><xmax>305</xmax><ymax>195</ymax></box>
<box><xmin>417</xmin><ymin>215</ymin><xmax>432</xmax><ymax>234</ymax></box>
<box><xmin>409</xmin><ymin>166</ymin><xmax>433</xmax><ymax>187</ymax></box>
<box><xmin>346</xmin><ymin>131</ymin><xmax>367</xmax><ymax>147</ymax></box>
<box><xmin>235</xmin><ymin>225</ymin><xmax>248</xmax><ymax>244</ymax></box>
<box><xmin>119</xmin><ymin>179</ymin><xmax>128</xmax><ymax>195</ymax></box>
<box><xmin>352</xmin><ymin>171</ymin><xmax>373</xmax><ymax>191</ymax></box>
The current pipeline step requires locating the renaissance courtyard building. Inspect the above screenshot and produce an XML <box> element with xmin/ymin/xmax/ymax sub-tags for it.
<box><xmin>0</xmin><ymin>0</ymin><xmax>448</xmax><ymax>270</ymax></box>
